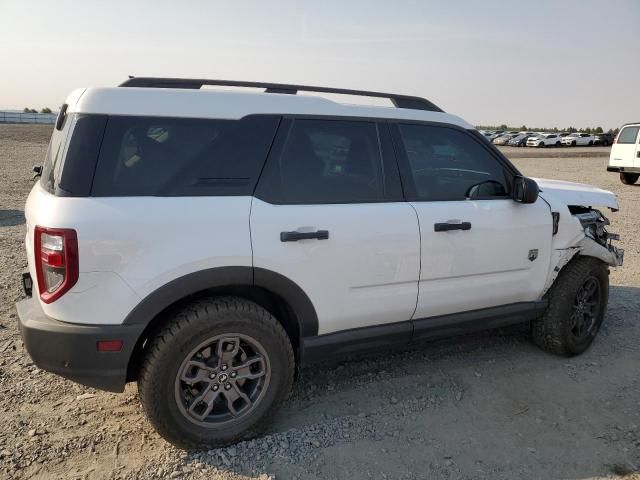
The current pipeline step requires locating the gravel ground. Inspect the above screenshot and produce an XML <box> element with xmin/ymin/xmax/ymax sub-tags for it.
<box><xmin>1</xmin><ymin>124</ymin><xmax>639</xmax><ymax>480</ymax></box>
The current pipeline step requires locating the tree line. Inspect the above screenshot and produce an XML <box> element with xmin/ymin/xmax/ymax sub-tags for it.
<box><xmin>23</xmin><ymin>107</ymin><xmax>52</xmax><ymax>114</ymax></box>
<box><xmin>476</xmin><ymin>124</ymin><xmax>619</xmax><ymax>135</ymax></box>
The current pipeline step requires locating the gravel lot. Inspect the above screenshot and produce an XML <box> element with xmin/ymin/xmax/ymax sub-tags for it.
<box><xmin>1</xmin><ymin>124</ymin><xmax>639</xmax><ymax>480</ymax></box>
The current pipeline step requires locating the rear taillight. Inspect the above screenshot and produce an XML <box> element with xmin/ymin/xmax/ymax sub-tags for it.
<box><xmin>34</xmin><ymin>226</ymin><xmax>79</xmax><ymax>303</ymax></box>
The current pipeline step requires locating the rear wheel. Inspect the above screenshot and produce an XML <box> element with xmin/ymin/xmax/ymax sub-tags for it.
<box><xmin>138</xmin><ymin>297</ymin><xmax>294</xmax><ymax>449</ymax></box>
<box><xmin>555</xmin><ymin>141</ymin><xmax>561</xmax><ymax>147</ymax></box>
<box><xmin>532</xmin><ymin>257</ymin><xmax>608</xmax><ymax>356</ymax></box>
<box><xmin>620</xmin><ymin>172</ymin><xmax>639</xmax><ymax>185</ymax></box>
<box><xmin>538</xmin><ymin>142</ymin><xmax>544</xmax><ymax>148</ymax></box>
<box><xmin>588</xmin><ymin>140</ymin><xmax>593</xmax><ymax>146</ymax></box>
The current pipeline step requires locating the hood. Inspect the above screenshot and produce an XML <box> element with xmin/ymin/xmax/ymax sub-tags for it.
<box><xmin>533</xmin><ymin>177</ymin><xmax>619</xmax><ymax>210</ymax></box>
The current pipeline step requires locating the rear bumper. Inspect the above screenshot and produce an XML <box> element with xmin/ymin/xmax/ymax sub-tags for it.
<box><xmin>15</xmin><ymin>297</ymin><xmax>144</xmax><ymax>392</ymax></box>
<box><xmin>608</xmin><ymin>166</ymin><xmax>640</xmax><ymax>174</ymax></box>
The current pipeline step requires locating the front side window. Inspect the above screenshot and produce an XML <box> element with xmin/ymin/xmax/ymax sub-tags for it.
<box><xmin>618</xmin><ymin>126</ymin><xmax>640</xmax><ymax>144</ymax></box>
<box><xmin>398</xmin><ymin>124</ymin><xmax>510</xmax><ymax>201</ymax></box>
<box><xmin>257</xmin><ymin>119</ymin><xmax>385</xmax><ymax>204</ymax></box>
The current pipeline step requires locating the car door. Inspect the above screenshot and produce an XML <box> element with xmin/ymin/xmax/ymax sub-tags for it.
<box><xmin>635</xmin><ymin>129</ymin><xmax>640</xmax><ymax>169</ymax></box>
<box><xmin>389</xmin><ymin>122</ymin><xmax>552</xmax><ymax>324</ymax></box>
<box><xmin>251</xmin><ymin>118</ymin><xmax>420</xmax><ymax>337</ymax></box>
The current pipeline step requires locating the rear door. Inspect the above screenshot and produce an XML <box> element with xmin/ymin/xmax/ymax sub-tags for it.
<box><xmin>251</xmin><ymin>118</ymin><xmax>420</xmax><ymax>336</ymax></box>
<box><xmin>390</xmin><ymin>122</ymin><xmax>552</xmax><ymax>323</ymax></box>
<box><xmin>611</xmin><ymin>125</ymin><xmax>640</xmax><ymax>168</ymax></box>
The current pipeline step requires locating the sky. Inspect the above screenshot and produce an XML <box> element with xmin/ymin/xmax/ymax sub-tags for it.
<box><xmin>1</xmin><ymin>0</ymin><xmax>638</xmax><ymax>129</ymax></box>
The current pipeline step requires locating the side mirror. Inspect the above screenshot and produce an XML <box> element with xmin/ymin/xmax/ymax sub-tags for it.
<box><xmin>513</xmin><ymin>176</ymin><xmax>539</xmax><ymax>204</ymax></box>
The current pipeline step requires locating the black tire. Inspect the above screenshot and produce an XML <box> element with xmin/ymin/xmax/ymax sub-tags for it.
<box><xmin>538</xmin><ymin>142</ymin><xmax>544</xmax><ymax>148</ymax></box>
<box><xmin>620</xmin><ymin>172</ymin><xmax>639</xmax><ymax>185</ymax></box>
<box><xmin>555</xmin><ymin>141</ymin><xmax>561</xmax><ymax>147</ymax></box>
<box><xmin>532</xmin><ymin>256</ymin><xmax>608</xmax><ymax>356</ymax></box>
<box><xmin>588</xmin><ymin>140</ymin><xmax>593</xmax><ymax>146</ymax></box>
<box><xmin>571</xmin><ymin>141</ymin><xmax>577</xmax><ymax>146</ymax></box>
<box><xmin>138</xmin><ymin>296</ymin><xmax>294</xmax><ymax>449</ymax></box>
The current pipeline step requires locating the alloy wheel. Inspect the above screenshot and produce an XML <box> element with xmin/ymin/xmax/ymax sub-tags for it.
<box><xmin>570</xmin><ymin>276</ymin><xmax>601</xmax><ymax>341</ymax></box>
<box><xmin>174</xmin><ymin>334</ymin><xmax>271</xmax><ymax>427</ymax></box>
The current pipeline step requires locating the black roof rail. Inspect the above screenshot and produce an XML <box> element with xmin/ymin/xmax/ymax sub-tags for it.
<box><xmin>119</xmin><ymin>77</ymin><xmax>443</xmax><ymax>112</ymax></box>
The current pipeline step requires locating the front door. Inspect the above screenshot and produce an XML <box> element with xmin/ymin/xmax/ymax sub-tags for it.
<box><xmin>251</xmin><ymin>118</ymin><xmax>420</xmax><ymax>336</ymax></box>
<box><xmin>390</xmin><ymin>122</ymin><xmax>552</xmax><ymax>321</ymax></box>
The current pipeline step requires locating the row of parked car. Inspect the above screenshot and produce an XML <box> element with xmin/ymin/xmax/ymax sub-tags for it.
<box><xmin>479</xmin><ymin>130</ymin><xmax>615</xmax><ymax>148</ymax></box>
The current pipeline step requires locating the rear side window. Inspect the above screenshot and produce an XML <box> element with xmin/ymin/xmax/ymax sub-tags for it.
<box><xmin>618</xmin><ymin>126</ymin><xmax>639</xmax><ymax>144</ymax></box>
<box><xmin>397</xmin><ymin>124</ymin><xmax>511</xmax><ymax>201</ymax></box>
<box><xmin>256</xmin><ymin>119</ymin><xmax>386</xmax><ymax>204</ymax></box>
<box><xmin>91</xmin><ymin>115</ymin><xmax>279</xmax><ymax>196</ymax></box>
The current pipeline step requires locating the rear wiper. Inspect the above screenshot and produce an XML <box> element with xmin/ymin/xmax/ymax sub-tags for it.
<box><xmin>32</xmin><ymin>165</ymin><xmax>42</xmax><ymax>181</ymax></box>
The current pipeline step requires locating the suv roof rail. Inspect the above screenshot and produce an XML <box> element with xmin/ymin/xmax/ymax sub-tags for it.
<box><xmin>119</xmin><ymin>77</ymin><xmax>444</xmax><ymax>112</ymax></box>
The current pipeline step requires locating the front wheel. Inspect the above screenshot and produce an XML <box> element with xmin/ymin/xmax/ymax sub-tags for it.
<box><xmin>588</xmin><ymin>140</ymin><xmax>593</xmax><ymax>146</ymax></box>
<box><xmin>620</xmin><ymin>172</ymin><xmax>639</xmax><ymax>185</ymax></box>
<box><xmin>138</xmin><ymin>297</ymin><xmax>295</xmax><ymax>449</ymax></box>
<box><xmin>532</xmin><ymin>257</ymin><xmax>608</xmax><ymax>356</ymax></box>
<box><xmin>538</xmin><ymin>142</ymin><xmax>544</xmax><ymax>148</ymax></box>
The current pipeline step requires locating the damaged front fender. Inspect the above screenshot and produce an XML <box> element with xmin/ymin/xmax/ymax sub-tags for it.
<box><xmin>576</xmin><ymin>236</ymin><xmax>624</xmax><ymax>267</ymax></box>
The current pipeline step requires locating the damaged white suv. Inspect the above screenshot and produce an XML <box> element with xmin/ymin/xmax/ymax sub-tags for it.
<box><xmin>16</xmin><ymin>78</ymin><xmax>623</xmax><ymax>449</ymax></box>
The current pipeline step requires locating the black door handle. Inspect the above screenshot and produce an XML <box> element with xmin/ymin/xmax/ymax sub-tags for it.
<box><xmin>434</xmin><ymin>222</ymin><xmax>472</xmax><ymax>232</ymax></box>
<box><xmin>280</xmin><ymin>230</ymin><xmax>329</xmax><ymax>242</ymax></box>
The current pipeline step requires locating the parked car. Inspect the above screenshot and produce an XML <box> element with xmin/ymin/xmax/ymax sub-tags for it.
<box><xmin>607</xmin><ymin>122</ymin><xmax>640</xmax><ymax>184</ymax></box>
<box><xmin>561</xmin><ymin>133</ymin><xmax>595</xmax><ymax>146</ymax></box>
<box><xmin>507</xmin><ymin>133</ymin><xmax>533</xmax><ymax>147</ymax></box>
<box><xmin>488</xmin><ymin>130</ymin><xmax>505</xmax><ymax>140</ymax></box>
<box><xmin>493</xmin><ymin>133</ymin><xmax>519</xmax><ymax>145</ymax></box>
<box><xmin>16</xmin><ymin>77</ymin><xmax>623</xmax><ymax>449</ymax></box>
<box><xmin>593</xmin><ymin>133</ymin><xmax>615</xmax><ymax>146</ymax></box>
<box><xmin>527</xmin><ymin>133</ymin><xmax>562</xmax><ymax>147</ymax></box>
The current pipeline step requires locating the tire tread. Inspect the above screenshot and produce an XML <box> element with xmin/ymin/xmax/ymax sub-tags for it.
<box><xmin>138</xmin><ymin>296</ymin><xmax>294</xmax><ymax>449</ymax></box>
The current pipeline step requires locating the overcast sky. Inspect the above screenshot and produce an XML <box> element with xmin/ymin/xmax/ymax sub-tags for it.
<box><xmin>1</xmin><ymin>0</ymin><xmax>638</xmax><ymax>129</ymax></box>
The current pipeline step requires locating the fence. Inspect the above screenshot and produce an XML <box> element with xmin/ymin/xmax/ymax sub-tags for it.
<box><xmin>0</xmin><ymin>111</ymin><xmax>57</xmax><ymax>124</ymax></box>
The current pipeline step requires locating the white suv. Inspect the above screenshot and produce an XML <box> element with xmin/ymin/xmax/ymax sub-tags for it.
<box><xmin>526</xmin><ymin>133</ymin><xmax>562</xmax><ymax>147</ymax></box>
<box><xmin>607</xmin><ymin>122</ymin><xmax>640</xmax><ymax>184</ymax></box>
<box><xmin>16</xmin><ymin>77</ymin><xmax>624</xmax><ymax>449</ymax></box>
<box><xmin>561</xmin><ymin>132</ymin><xmax>595</xmax><ymax>146</ymax></box>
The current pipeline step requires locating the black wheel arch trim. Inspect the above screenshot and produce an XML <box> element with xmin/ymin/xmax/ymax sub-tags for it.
<box><xmin>122</xmin><ymin>266</ymin><xmax>319</xmax><ymax>338</ymax></box>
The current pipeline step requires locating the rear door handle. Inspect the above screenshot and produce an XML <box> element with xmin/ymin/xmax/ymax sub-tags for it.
<box><xmin>434</xmin><ymin>222</ymin><xmax>472</xmax><ymax>232</ymax></box>
<box><xmin>280</xmin><ymin>230</ymin><xmax>329</xmax><ymax>242</ymax></box>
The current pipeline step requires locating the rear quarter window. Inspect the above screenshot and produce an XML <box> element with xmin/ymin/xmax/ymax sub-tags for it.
<box><xmin>617</xmin><ymin>126</ymin><xmax>640</xmax><ymax>144</ymax></box>
<box><xmin>91</xmin><ymin>115</ymin><xmax>279</xmax><ymax>196</ymax></box>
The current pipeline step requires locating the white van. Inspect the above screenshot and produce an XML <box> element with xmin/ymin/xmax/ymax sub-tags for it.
<box><xmin>608</xmin><ymin>123</ymin><xmax>640</xmax><ymax>184</ymax></box>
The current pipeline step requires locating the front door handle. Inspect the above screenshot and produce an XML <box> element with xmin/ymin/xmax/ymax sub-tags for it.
<box><xmin>280</xmin><ymin>230</ymin><xmax>330</xmax><ymax>242</ymax></box>
<box><xmin>434</xmin><ymin>222</ymin><xmax>472</xmax><ymax>232</ymax></box>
